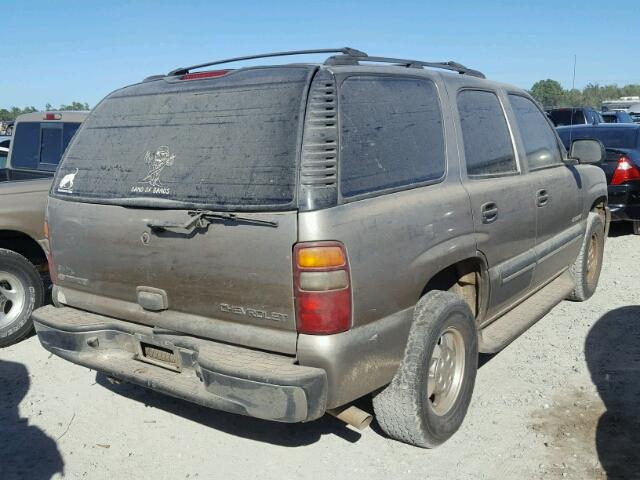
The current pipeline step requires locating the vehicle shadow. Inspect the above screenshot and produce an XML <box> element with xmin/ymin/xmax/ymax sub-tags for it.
<box><xmin>607</xmin><ymin>221</ymin><xmax>634</xmax><ymax>237</ymax></box>
<box><xmin>96</xmin><ymin>372</ymin><xmax>363</xmax><ymax>446</ymax></box>
<box><xmin>585</xmin><ymin>305</ymin><xmax>640</xmax><ymax>480</ymax></box>
<box><xmin>0</xmin><ymin>360</ymin><xmax>64</xmax><ymax>480</ymax></box>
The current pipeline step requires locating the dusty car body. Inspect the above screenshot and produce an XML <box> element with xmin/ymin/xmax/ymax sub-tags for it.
<box><xmin>34</xmin><ymin>48</ymin><xmax>608</xmax><ymax>447</ymax></box>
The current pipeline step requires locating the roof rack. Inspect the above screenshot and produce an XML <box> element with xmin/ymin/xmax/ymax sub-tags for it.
<box><xmin>166</xmin><ymin>47</ymin><xmax>485</xmax><ymax>79</ymax></box>
<box><xmin>324</xmin><ymin>54</ymin><xmax>485</xmax><ymax>78</ymax></box>
<box><xmin>168</xmin><ymin>47</ymin><xmax>367</xmax><ymax>76</ymax></box>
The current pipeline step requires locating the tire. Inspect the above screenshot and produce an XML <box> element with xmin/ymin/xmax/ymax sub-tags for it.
<box><xmin>373</xmin><ymin>290</ymin><xmax>478</xmax><ymax>448</ymax></box>
<box><xmin>0</xmin><ymin>249</ymin><xmax>44</xmax><ymax>347</ymax></box>
<box><xmin>633</xmin><ymin>220</ymin><xmax>640</xmax><ymax>236</ymax></box>
<box><xmin>568</xmin><ymin>212</ymin><xmax>605</xmax><ymax>302</ymax></box>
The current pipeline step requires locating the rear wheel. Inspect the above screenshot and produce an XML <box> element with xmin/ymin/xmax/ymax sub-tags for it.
<box><xmin>0</xmin><ymin>249</ymin><xmax>44</xmax><ymax>347</ymax></box>
<box><xmin>373</xmin><ymin>290</ymin><xmax>478</xmax><ymax>448</ymax></box>
<box><xmin>568</xmin><ymin>213</ymin><xmax>605</xmax><ymax>302</ymax></box>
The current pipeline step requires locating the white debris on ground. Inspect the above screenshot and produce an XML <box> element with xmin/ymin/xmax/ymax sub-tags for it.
<box><xmin>1</xmin><ymin>225</ymin><xmax>639</xmax><ymax>480</ymax></box>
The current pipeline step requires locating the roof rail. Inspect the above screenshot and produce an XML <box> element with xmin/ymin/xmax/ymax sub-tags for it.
<box><xmin>324</xmin><ymin>54</ymin><xmax>485</xmax><ymax>78</ymax></box>
<box><xmin>168</xmin><ymin>47</ymin><xmax>368</xmax><ymax>76</ymax></box>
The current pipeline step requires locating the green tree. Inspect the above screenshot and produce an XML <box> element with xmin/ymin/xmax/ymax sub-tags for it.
<box><xmin>0</xmin><ymin>106</ymin><xmax>37</xmax><ymax>121</ymax></box>
<box><xmin>530</xmin><ymin>79</ymin><xmax>565</xmax><ymax>107</ymax></box>
<box><xmin>58</xmin><ymin>101</ymin><xmax>90</xmax><ymax>111</ymax></box>
<box><xmin>564</xmin><ymin>89</ymin><xmax>583</xmax><ymax>107</ymax></box>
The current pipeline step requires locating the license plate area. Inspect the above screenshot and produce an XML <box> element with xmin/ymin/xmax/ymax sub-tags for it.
<box><xmin>134</xmin><ymin>335</ymin><xmax>181</xmax><ymax>372</ymax></box>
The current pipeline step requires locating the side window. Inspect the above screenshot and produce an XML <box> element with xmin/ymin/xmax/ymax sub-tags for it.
<box><xmin>457</xmin><ymin>90</ymin><xmax>517</xmax><ymax>177</ymax></box>
<box><xmin>10</xmin><ymin>122</ymin><xmax>40</xmax><ymax>169</ymax></box>
<box><xmin>339</xmin><ymin>76</ymin><xmax>446</xmax><ymax>198</ymax></box>
<box><xmin>63</xmin><ymin>123</ymin><xmax>81</xmax><ymax>150</ymax></box>
<box><xmin>508</xmin><ymin>95</ymin><xmax>563</xmax><ymax>169</ymax></box>
<box><xmin>40</xmin><ymin>125</ymin><xmax>64</xmax><ymax>168</ymax></box>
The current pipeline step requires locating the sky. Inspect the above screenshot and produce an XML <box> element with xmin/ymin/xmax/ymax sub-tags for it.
<box><xmin>2</xmin><ymin>0</ymin><xmax>639</xmax><ymax>109</ymax></box>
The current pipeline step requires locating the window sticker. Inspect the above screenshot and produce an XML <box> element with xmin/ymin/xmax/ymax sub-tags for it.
<box><xmin>131</xmin><ymin>146</ymin><xmax>175</xmax><ymax>195</ymax></box>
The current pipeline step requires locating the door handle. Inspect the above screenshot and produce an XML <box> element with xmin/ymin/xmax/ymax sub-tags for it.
<box><xmin>481</xmin><ymin>202</ymin><xmax>498</xmax><ymax>224</ymax></box>
<box><xmin>537</xmin><ymin>189</ymin><xmax>549</xmax><ymax>207</ymax></box>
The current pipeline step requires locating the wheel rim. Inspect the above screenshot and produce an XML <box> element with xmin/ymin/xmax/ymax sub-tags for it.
<box><xmin>427</xmin><ymin>326</ymin><xmax>466</xmax><ymax>416</ymax></box>
<box><xmin>586</xmin><ymin>232</ymin><xmax>600</xmax><ymax>284</ymax></box>
<box><xmin>0</xmin><ymin>271</ymin><xmax>26</xmax><ymax>329</ymax></box>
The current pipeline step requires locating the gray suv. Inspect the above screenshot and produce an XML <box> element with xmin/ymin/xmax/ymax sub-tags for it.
<box><xmin>33</xmin><ymin>48</ymin><xmax>608</xmax><ymax>447</ymax></box>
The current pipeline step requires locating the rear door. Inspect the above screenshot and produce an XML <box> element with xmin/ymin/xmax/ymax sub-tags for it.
<box><xmin>506</xmin><ymin>94</ymin><xmax>583</xmax><ymax>288</ymax></box>
<box><xmin>48</xmin><ymin>66</ymin><xmax>316</xmax><ymax>354</ymax></box>
<box><xmin>456</xmin><ymin>89</ymin><xmax>536</xmax><ymax>320</ymax></box>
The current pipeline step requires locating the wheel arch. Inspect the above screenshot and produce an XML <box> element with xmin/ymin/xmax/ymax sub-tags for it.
<box><xmin>420</xmin><ymin>253</ymin><xmax>489</xmax><ymax>323</ymax></box>
<box><xmin>0</xmin><ymin>230</ymin><xmax>48</xmax><ymax>268</ymax></box>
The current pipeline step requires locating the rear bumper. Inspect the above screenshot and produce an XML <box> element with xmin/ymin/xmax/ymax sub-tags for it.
<box><xmin>608</xmin><ymin>183</ymin><xmax>640</xmax><ymax>221</ymax></box>
<box><xmin>33</xmin><ymin>305</ymin><xmax>327</xmax><ymax>423</ymax></box>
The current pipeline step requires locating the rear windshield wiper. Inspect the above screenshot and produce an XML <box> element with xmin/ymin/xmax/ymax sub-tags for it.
<box><xmin>147</xmin><ymin>210</ymin><xmax>278</xmax><ymax>232</ymax></box>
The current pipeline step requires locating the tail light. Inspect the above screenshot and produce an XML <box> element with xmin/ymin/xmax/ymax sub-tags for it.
<box><xmin>293</xmin><ymin>241</ymin><xmax>351</xmax><ymax>335</ymax></box>
<box><xmin>611</xmin><ymin>156</ymin><xmax>640</xmax><ymax>185</ymax></box>
<box><xmin>44</xmin><ymin>113</ymin><xmax>61</xmax><ymax>120</ymax></box>
<box><xmin>44</xmin><ymin>220</ymin><xmax>57</xmax><ymax>284</ymax></box>
<box><xmin>180</xmin><ymin>70</ymin><xmax>230</xmax><ymax>81</ymax></box>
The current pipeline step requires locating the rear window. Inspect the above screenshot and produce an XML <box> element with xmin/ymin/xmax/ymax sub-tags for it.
<box><xmin>339</xmin><ymin>76</ymin><xmax>445</xmax><ymax>198</ymax></box>
<box><xmin>11</xmin><ymin>122</ymin><xmax>80</xmax><ymax>171</ymax></box>
<box><xmin>52</xmin><ymin>67</ymin><xmax>313</xmax><ymax>210</ymax></box>
<box><xmin>549</xmin><ymin>109</ymin><xmax>586</xmax><ymax>126</ymax></box>
<box><xmin>557</xmin><ymin>127</ymin><xmax>640</xmax><ymax>150</ymax></box>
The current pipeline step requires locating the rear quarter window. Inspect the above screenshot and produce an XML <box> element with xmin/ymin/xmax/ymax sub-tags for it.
<box><xmin>550</xmin><ymin>109</ymin><xmax>586</xmax><ymax>126</ymax></box>
<box><xmin>338</xmin><ymin>76</ymin><xmax>445</xmax><ymax>198</ymax></box>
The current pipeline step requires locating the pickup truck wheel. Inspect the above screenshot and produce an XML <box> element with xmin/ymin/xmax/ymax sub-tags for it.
<box><xmin>372</xmin><ymin>290</ymin><xmax>478</xmax><ymax>448</ymax></box>
<box><xmin>568</xmin><ymin>213</ymin><xmax>605</xmax><ymax>302</ymax></box>
<box><xmin>0</xmin><ymin>249</ymin><xmax>44</xmax><ymax>347</ymax></box>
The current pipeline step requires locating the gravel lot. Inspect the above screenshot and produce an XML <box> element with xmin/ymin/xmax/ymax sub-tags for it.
<box><xmin>1</xmin><ymin>225</ymin><xmax>639</xmax><ymax>480</ymax></box>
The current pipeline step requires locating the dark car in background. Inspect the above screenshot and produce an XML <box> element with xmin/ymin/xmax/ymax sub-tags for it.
<box><xmin>557</xmin><ymin>124</ymin><xmax>640</xmax><ymax>234</ymax></box>
<box><xmin>601</xmin><ymin>111</ymin><xmax>634</xmax><ymax>124</ymax></box>
<box><xmin>547</xmin><ymin>107</ymin><xmax>602</xmax><ymax>126</ymax></box>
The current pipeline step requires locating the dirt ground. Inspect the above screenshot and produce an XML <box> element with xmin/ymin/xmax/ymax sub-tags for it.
<box><xmin>1</xmin><ymin>224</ymin><xmax>639</xmax><ymax>480</ymax></box>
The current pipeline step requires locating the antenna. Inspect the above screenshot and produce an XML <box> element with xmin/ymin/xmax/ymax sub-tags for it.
<box><xmin>569</xmin><ymin>54</ymin><xmax>577</xmax><ymax>148</ymax></box>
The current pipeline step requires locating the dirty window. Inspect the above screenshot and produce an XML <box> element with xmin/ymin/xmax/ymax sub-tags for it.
<box><xmin>509</xmin><ymin>95</ymin><xmax>563</xmax><ymax>169</ymax></box>
<box><xmin>339</xmin><ymin>76</ymin><xmax>445</xmax><ymax>198</ymax></box>
<box><xmin>457</xmin><ymin>90</ymin><xmax>517</xmax><ymax>177</ymax></box>
<box><xmin>52</xmin><ymin>67</ymin><xmax>312</xmax><ymax>210</ymax></box>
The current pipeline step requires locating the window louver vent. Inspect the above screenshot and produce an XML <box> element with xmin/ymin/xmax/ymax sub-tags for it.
<box><xmin>301</xmin><ymin>72</ymin><xmax>338</xmax><ymax>187</ymax></box>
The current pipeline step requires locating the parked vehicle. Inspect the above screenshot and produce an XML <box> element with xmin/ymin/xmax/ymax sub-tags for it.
<box><xmin>601</xmin><ymin>111</ymin><xmax>634</xmax><ymax>124</ymax></box>
<box><xmin>33</xmin><ymin>48</ymin><xmax>608</xmax><ymax>448</ymax></box>
<box><xmin>0</xmin><ymin>121</ymin><xmax>14</xmax><ymax>136</ymax></box>
<box><xmin>547</xmin><ymin>107</ymin><xmax>602</xmax><ymax>126</ymax></box>
<box><xmin>557</xmin><ymin>123</ymin><xmax>640</xmax><ymax>234</ymax></box>
<box><xmin>0</xmin><ymin>136</ymin><xmax>9</xmax><ymax>169</ymax></box>
<box><xmin>0</xmin><ymin>111</ymin><xmax>87</xmax><ymax>346</ymax></box>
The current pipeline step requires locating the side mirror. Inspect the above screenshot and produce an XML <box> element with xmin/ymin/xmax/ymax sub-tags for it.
<box><xmin>569</xmin><ymin>139</ymin><xmax>605</xmax><ymax>164</ymax></box>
